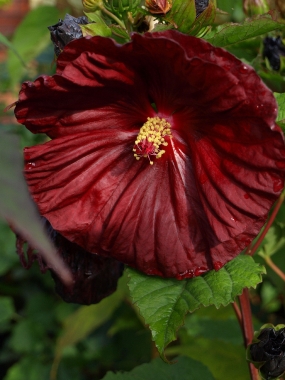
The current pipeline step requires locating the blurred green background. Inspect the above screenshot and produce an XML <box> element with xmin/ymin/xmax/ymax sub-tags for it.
<box><xmin>0</xmin><ymin>0</ymin><xmax>285</xmax><ymax>379</ymax></box>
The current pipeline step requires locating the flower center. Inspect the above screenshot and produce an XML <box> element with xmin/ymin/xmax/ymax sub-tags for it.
<box><xmin>133</xmin><ymin>116</ymin><xmax>172</xmax><ymax>165</ymax></box>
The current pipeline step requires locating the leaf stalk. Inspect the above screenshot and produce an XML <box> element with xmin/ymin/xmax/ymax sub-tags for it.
<box><xmin>264</xmin><ymin>256</ymin><xmax>285</xmax><ymax>282</ymax></box>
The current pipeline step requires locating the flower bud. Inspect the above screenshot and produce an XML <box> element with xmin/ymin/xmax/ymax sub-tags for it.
<box><xmin>145</xmin><ymin>0</ymin><xmax>172</xmax><ymax>14</ymax></box>
<box><xmin>103</xmin><ymin>0</ymin><xmax>141</xmax><ymax>15</ymax></box>
<box><xmin>275</xmin><ymin>0</ymin><xmax>285</xmax><ymax>18</ymax></box>
<box><xmin>82</xmin><ymin>0</ymin><xmax>103</xmax><ymax>11</ymax></box>
<box><xmin>243</xmin><ymin>0</ymin><xmax>269</xmax><ymax>17</ymax></box>
<box><xmin>48</xmin><ymin>14</ymin><xmax>89</xmax><ymax>56</ymax></box>
<box><xmin>247</xmin><ymin>324</ymin><xmax>285</xmax><ymax>380</ymax></box>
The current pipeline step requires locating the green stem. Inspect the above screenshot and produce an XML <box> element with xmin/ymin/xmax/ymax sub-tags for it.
<box><xmin>264</xmin><ymin>256</ymin><xmax>285</xmax><ymax>282</ymax></box>
<box><xmin>246</xmin><ymin>191</ymin><xmax>285</xmax><ymax>256</ymax></box>
<box><xmin>99</xmin><ymin>5</ymin><xmax>127</xmax><ymax>30</ymax></box>
<box><xmin>122</xmin><ymin>11</ymin><xmax>133</xmax><ymax>33</ymax></box>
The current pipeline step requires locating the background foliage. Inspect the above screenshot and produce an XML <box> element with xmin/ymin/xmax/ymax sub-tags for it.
<box><xmin>0</xmin><ymin>0</ymin><xmax>285</xmax><ymax>379</ymax></box>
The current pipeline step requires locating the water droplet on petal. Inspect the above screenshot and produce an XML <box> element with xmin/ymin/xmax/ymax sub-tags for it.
<box><xmin>239</xmin><ymin>65</ymin><xmax>249</xmax><ymax>73</ymax></box>
<box><xmin>26</xmin><ymin>162</ymin><xmax>36</xmax><ymax>170</ymax></box>
<box><xmin>187</xmin><ymin>270</ymin><xmax>194</xmax><ymax>278</ymax></box>
<box><xmin>270</xmin><ymin>123</ymin><xmax>277</xmax><ymax>131</ymax></box>
<box><xmin>244</xmin><ymin>193</ymin><xmax>249</xmax><ymax>199</ymax></box>
<box><xmin>177</xmin><ymin>269</ymin><xmax>194</xmax><ymax>280</ymax></box>
<box><xmin>213</xmin><ymin>261</ymin><xmax>223</xmax><ymax>271</ymax></box>
<box><xmin>194</xmin><ymin>266</ymin><xmax>208</xmax><ymax>277</ymax></box>
<box><xmin>256</xmin><ymin>103</ymin><xmax>264</xmax><ymax>112</ymax></box>
<box><xmin>147</xmin><ymin>268</ymin><xmax>161</xmax><ymax>276</ymax></box>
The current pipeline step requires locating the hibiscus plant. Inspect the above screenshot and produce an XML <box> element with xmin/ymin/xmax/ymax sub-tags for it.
<box><xmin>1</xmin><ymin>0</ymin><xmax>285</xmax><ymax>379</ymax></box>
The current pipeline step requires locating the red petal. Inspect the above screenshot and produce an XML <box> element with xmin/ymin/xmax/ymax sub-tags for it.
<box><xmin>16</xmin><ymin>31</ymin><xmax>285</xmax><ymax>279</ymax></box>
<box><xmin>15</xmin><ymin>38</ymin><xmax>153</xmax><ymax>138</ymax></box>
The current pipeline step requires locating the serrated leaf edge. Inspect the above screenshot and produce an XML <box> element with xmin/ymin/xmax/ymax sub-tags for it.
<box><xmin>127</xmin><ymin>259</ymin><xmax>265</xmax><ymax>360</ymax></box>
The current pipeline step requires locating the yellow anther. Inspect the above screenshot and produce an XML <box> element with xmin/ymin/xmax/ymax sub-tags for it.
<box><xmin>133</xmin><ymin>116</ymin><xmax>172</xmax><ymax>165</ymax></box>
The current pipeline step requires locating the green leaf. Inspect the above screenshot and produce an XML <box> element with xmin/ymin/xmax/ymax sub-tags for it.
<box><xmin>84</xmin><ymin>10</ymin><xmax>105</xmax><ymax>23</ymax></box>
<box><xmin>274</xmin><ymin>92</ymin><xmax>285</xmax><ymax>123</ymax></box>
<box><xmin>9</xmin><ymin>319</ymin><xmax>46</xmax><ymax>354</ymax></box>
<box><xmin>83</xmin><ymin>11</ymin><xmax>112</xmax><ymax>37</ymax></box>
<box><xmin>86</xmin><ymin>10</ymin><xmax>129</xmax><ymax>41</ymax></box>
<box><xmin>0</xmin><ymin>32</ymin><xmax>25</xmax><ymax>66</ymax></box>
<box><xmin>225</xmin><ymin>37</ymin><xmax>261</xmax><ymax>61</ymax></box>
<box><xmin>109</xmin><ymin>24</ymin><xmax>130</xmax><ymax>41</ymax></box>
<box><xmin>188</xmin><ymin>0</ymin><xmax>216</xmax><ymax>37</ymax></box>
<box><xmin>0</xmin><ymin>296</ymin><xmax>15</xmax><ymax>324</ymax></box>
<box><xmin>258</xmin><ymin>221</ymin><xmax>285</xmax><ymax>258</ymax></box>
<box><xmin>0</xmin><ymin>130</ymin><xmax>71</xmax><ymax>284</ymax></box>
<box><xmin>0</xmin><ymin>221</ymin><xmax>19</xmax><ymax>275</ymax></box>
<box><xmin>183</xmin><ymin>313</ymin><xmax>243</xmax><ymax>345</ymax></box>
<box><xmin>51</xmin><ymin>275</ymin><xmax>127</xmax><ymax>380</ymax></box>
<box><xmin>167</xmin><ymin>338</ymin><xmax>249</xmax><ymax>380</ymax></box>
<box><xmin>127</xmin><ymin>255</ymin><xmax>265</xmax><ymax>358</ymax></box>
<box><xmin>81</xmin><ymin>23</ymin><xmax>112</xmax><ymax>37</ymax></box>
<box><xmin>102</xmin><ymin>356</ymin><xmax>215</xmax><ymax>380</ymax></box>
<box><xmin>164</xmin><ymin>0</ymin><xmax>196</xmax><ymax>33</ymax></box>
<box><xmin>260</xmin><ymin>280</ymin><xmax>281</xmax><ymax>313</ymax></box>
<box><xmin>7</xmin><ymin>6</ymin><xmax>61</xmax><ymax>87</ymax></box>
<box><xmin>204</xmin><ymin>14</ymin><xmax>285</xmax><ymax>47</ymax></box>
<box><xmin>152</xmin><ymin>23</ymin><xmax>174</xmax><ymax>33</ymax></box>
<box><xmin>259</xmin><ymin>70</ymin><xmax>285</xmax><ymax>94</ymax></box>
<box><xmin>5</xmin><ymin>357</ymin><xmax>50</xmax><ymax>380</ymax></box>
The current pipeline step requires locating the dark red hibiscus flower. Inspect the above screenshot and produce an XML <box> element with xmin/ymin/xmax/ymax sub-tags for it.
<box><xmin>14</xmin><ymin>31</ymin><xmax>285</xmax><ymax>279</ymax></box>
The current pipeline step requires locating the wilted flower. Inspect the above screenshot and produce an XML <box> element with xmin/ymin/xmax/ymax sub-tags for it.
<box><xmin>248</xmin><ymin>324</ymin><xmax>285</xmax><ymax>380</ymax></box>
<box><xmin>195</xmin><ymin>0</ymin><xmax>209</xmax><ymax>17</ymax></box>
<box><xmin>14</xmin><ymin>31</ymin><xmax>285</xmax><ymax>279</ymax></box>
<box><xmin>47</xmin><ymin>222</ymin><xmax>124</xmax><ymax>305</ymax></box>
<box><xmin>16</xmin><ymin>219</ymin><xmax>124</xmax><ymax>305</ymax></box>
<box><xmin>48</xmin><ymin>14</ymin><xmax>89</xmax><ymax>56</ymax></box>
<box><xmin>263</xmin><ymin>36</ymin><xmax>285</xmax><ymax>71</ymax></box>
<box><xmin>82</xmin><ymin>0</ymin><xmax>103</xmax><ymax>11</ymax></box>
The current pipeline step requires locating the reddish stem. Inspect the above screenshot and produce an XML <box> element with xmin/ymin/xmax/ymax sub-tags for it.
<box><xmin>239</xmin><ymin>289</ymin><xmax>260</xmax><ymax>380</ymax></box>
<box><xmin>239</xmin><ymin>289</ymin><xmax>254</xmax><ymax>346</ymax></box>
<box><xmin>246</xmin><ymin>193</ymin><xmax>284</xmax><ymax>256</ymax></box>
<box><xmin>232</xmin><ymin>301</ymin><xmax>243</xmax><ymax>329</ymax></box>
